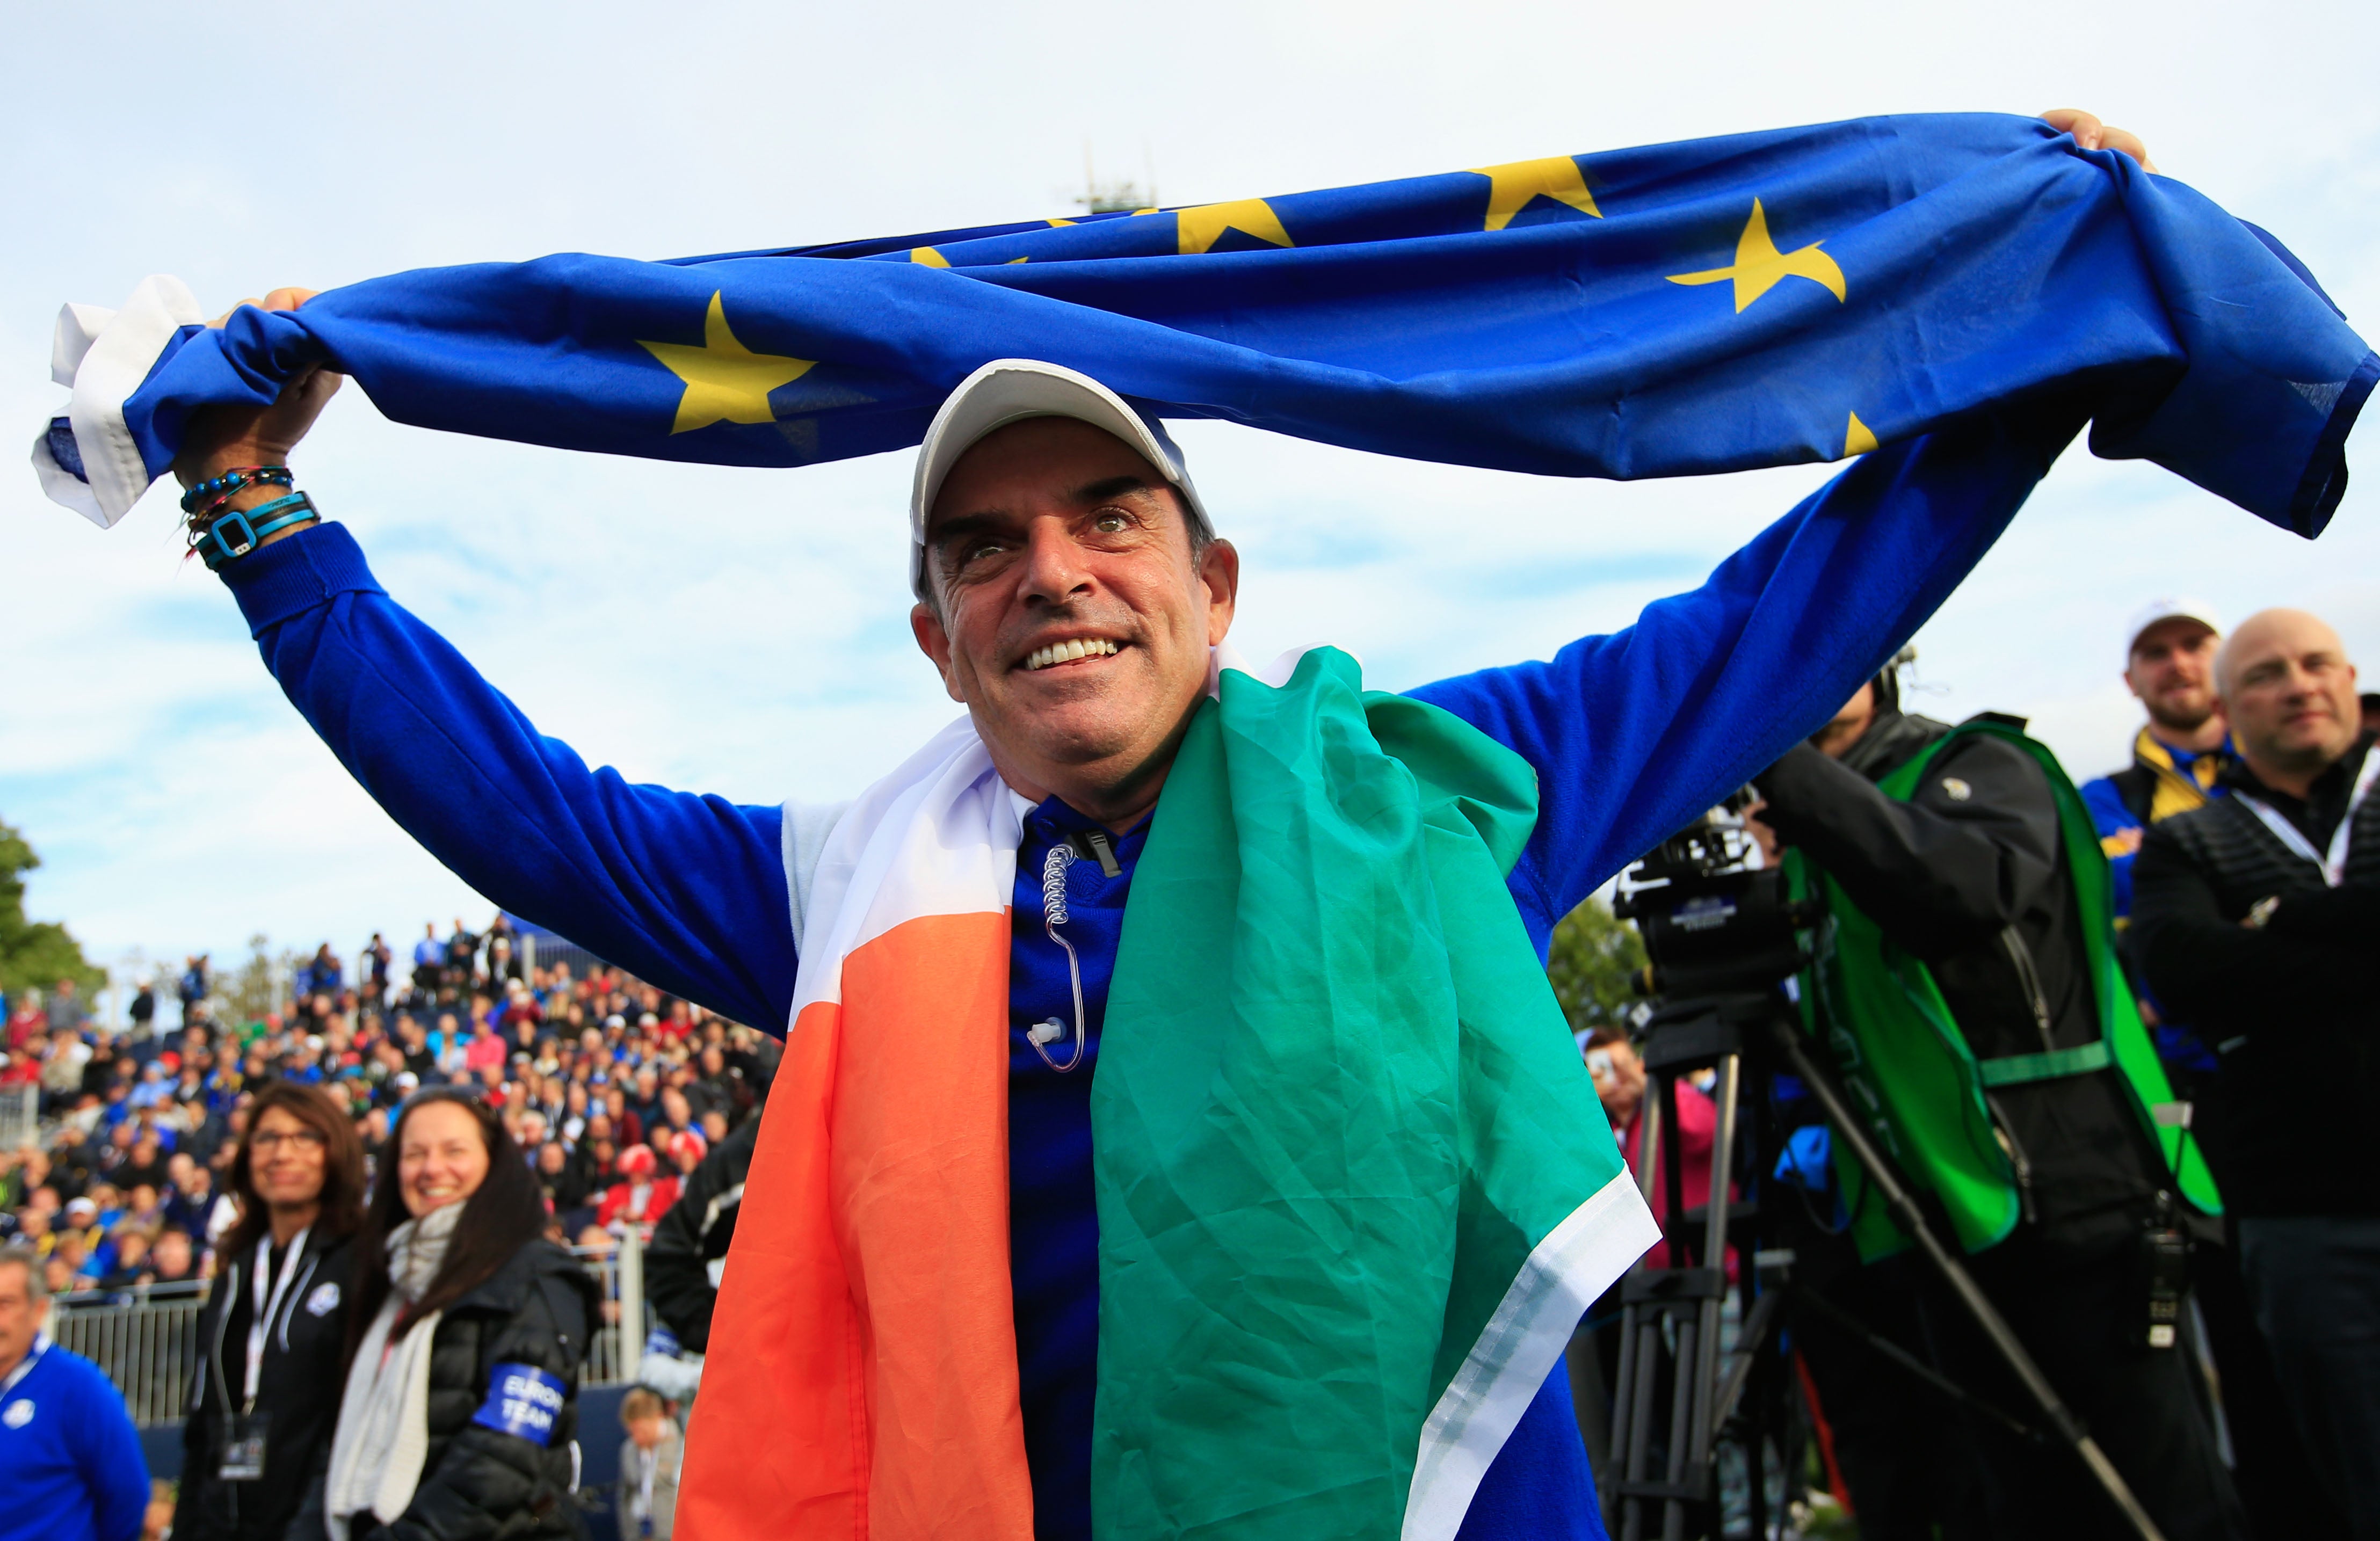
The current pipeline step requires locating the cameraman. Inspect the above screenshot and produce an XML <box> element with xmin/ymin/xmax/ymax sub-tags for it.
<box><xmin>2131</xmin><ymin>608</ymin><xmax>2380</xmax><ymax>1536</ymax></box>
<box><xmin>1752</xmin><ymin>665</ymin><xmax>2242</xmax><ymax>1541</ymax></box>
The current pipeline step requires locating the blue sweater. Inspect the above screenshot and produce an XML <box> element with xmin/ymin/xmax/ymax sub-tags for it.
<box><xmin>223</xmin><ymin>408</ymin><xmax>2070</xmax><ymax>1538</ymax></box>
<box><xmin>0</xmin><ymin>1338</ymin><xmax>150</xmax><ymax>1541</ymax></box>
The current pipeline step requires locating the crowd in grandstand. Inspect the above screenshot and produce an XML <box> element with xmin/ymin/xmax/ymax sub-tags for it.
<box><xmin>0</xmin><ymin>916</ymin><xmax>779</xmax><ymax>1296</ymax></box>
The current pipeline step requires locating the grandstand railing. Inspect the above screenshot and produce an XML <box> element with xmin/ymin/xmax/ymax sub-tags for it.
<box><xmin>50</xmin><ymin>1231</ymin><xmax>649</xmax><ymax>1428</ymax></box>
<box><xmin>48</xmin><ymin>1280</ymin><xmax>209</xmax><ymax>1427</ymax></box>
<box><xmin>0</xmin><ymin>1085</ymin><xmax>38</xmax><ymax>1149</ymax></box>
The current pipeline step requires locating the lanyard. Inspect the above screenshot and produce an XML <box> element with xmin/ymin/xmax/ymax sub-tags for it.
<box><xmin>244</xmin><ymin>1228</ymin><xmax>310</xmax><ymax>1411</ymax></box>
<box><xmin>2236</xmin><ymin>750</ymin><xmax>2380</xmax><ymax>889</ymax></box>
<box><xmin>2</xmin><ymin>1333</ymin><xmax>47</xmax><ymax>1398</ymax></box>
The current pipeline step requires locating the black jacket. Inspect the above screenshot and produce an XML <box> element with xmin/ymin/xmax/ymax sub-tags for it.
<box><xmin>2130</xmin><ymin>740</ymin><xmax>2380</xmax><ymax>1217</ymax></box>
<box><xmin>310</xmin><ymin>1238</ymin><xmax>602</xmax><ymax>1541</ymax></box>
<box><xmin>644</xmin><ymin>1116</ymin><xmax>759</xmax><ymax>1352</ymax></box>
<box><xmin>1759</xmin><ymin>714</ymin><xmax>2168</xmax><ymax>1252</ymax></box>
<box><xmin>177</xmin><ymin>1227</ymin><xmax>358</xmax><ymax>1541</ymax></box>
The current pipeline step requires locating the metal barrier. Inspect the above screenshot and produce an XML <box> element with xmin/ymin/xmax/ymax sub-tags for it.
<box><xmin>0</xmin><ymin>1085</ymin><xmax>38</xmax><ymax>1149</ymax></box>
<box><xmin>573</xmin><ymin>1227</ymin><xmax>648</xmax><ymax>1388</ymax></box>
<box><xmin>51</xmin><ymin>1232</ymin><xmax>645</xmax><ymax>1429</ymax></box>
<box><xmin>48</xmin><ymin>1281</ymin><xmax>211</xmax><ymax>1427</ymax></box>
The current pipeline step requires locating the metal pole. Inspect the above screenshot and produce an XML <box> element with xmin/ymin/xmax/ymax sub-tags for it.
<box><xmin>1766</xmin><ymin>1019</ymin><xmax>2167</xmax><ymax>1541</ymax></box>
<box><xmin>1634</xmin><ymin>1095</ymin><xmax>1664</xmax><ymax>1212</ymax></box>
<box><xmin>1687</xmin><ymin>1055</ymin><xmax>1740</xmax><ymax>1463</ymax></box>
<box><xmin>619</xmin><ymin>1226</ymin><xmax>645</xmax><ymax>1384</ymax></box>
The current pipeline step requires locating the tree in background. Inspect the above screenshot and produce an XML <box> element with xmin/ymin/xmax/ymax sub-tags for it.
<box><xmin>223</xmin><ymin>933</ymin><xmax>298</xmax><ymax>1028</ymax></box>
<box><xmin>0</xmin><ymin>817</ymin><xmax>106</xmax><ymax>1000</ymax></box>
<box><xmin>1545</xmin><ymin>896</ymin><xmax>1646</xmax><ymax>1037</ymax></box>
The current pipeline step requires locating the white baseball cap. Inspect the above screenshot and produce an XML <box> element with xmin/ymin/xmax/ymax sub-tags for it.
<box><xmin>909</xmin><ymin>359</ymin><xmax>1213</xmax><ymax>597</ymax></box>
<box><xmin>2125</xmin><ymin>598</ymin><xmax>2222</xmax><ymax>654</ymax></box>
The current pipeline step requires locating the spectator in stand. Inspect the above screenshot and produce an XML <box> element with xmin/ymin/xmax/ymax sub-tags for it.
<box><xmin>442</xmin><ymin>917</ymin><xmax>481</xmax><ymax>994</ymax></box>
<box><xmin>178</xmin><ymin>955</ymin><xmax>211</xmax><ymax>1020</ymax></box>
<box><xmin>535</xmin><ymin>1141</ymin><xmax>594</xmax><ymax>1233</ymax></box>
<box><xmin>39</xmin><ymin>1027</ymin><xmax>88</xmax><ymax>1114</ymax></box>
<box><xmin>125</xmin><ymin>980</ymin><xmax>157</xmax><ymax>1060</ymax></box>
<box><xmin>2132</xmin><ymin>607</ymin><xmax>2380</xmax><ymax>1535</ymax></box>
<box><xmin>464</xmin><ymin>1017</ymin><xmax>507</xmax><ymax>1083</ymax></box>
<box><xmin>46</xmin><ymin>979</ymin><xmax>86</xmax><ymax>1036</ymax></box>
<box><xmin>412</xmin><ymin>923</ymin><xmax>442</xmax><ymax>984</ymax></box>
<box><xmin>602</xmin><ymin>1086</ymin><xmax>643</xmax><ymax>1150</ymax></box>
<box><xmin>301</xmin><ymin>943</ymin><xmax>344</xmax><ymax>1000</ymax></box>
<box><xmin>614</xmin><ymin>1386</ymin><xmax>685</xmax><ymax>1541</ymax></box>
<box><xmin>663</xmin><ymin>1129</ymin><xmax>706</xmax><ymax>1184</ymax></box>
<box><xmin>11</xmin><ymin>1204</ymin><xmax>53</xmax><ymax>1259</ymax></box>
<box><xmin>117</xmin><ymin>1136</ymin><xmax>167</xmax><ymax>1194</ymax></box>
<box><xmin>126</xmin><ymin>1062</ymin><xmax>172</xmax><ymax>1112</ymax></box>
<box><xmin>5</xmin><ymin>992</ymin><xmax>43</xmax><ymax>1053</ymax></box>
<box><xmin>118</xmin><ymin>1182</ymin><xmax>165</xmax><ymax>1233</ymax></box>
<box><xmin>147</xmin><ymin>1227</ymin><xmax>198</xmax><ymax>1286</ymax></box>
<box><xmin>60</xmin><ymin>1197</ymin><xmax>101</xmax><ymax>1257</ymax></box>
<box><xmin>95</xmin><ymin>1230</ymin><xmax>154</xmax><ymax>1292</ymax></box>
<box><xmin>0</xmin><ymin>1246</ymin><xmax>150</xmax><ymax>1541</ymax></box>
<box><xmin>364</xmin><ymin>932</ymin><xmax>393</xmax><ymax>1008</ymax></box>
<box><xmin>596</xmin><ymin>1144</ymin><xmax>678</xmax><ymax>1232</ymax></box>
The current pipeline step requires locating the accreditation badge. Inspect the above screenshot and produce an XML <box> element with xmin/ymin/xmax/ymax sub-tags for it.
<box><xmin>219</xmin><ymin>1412</ymin><xmax>270</xmax><ymax>1481</ymax></box>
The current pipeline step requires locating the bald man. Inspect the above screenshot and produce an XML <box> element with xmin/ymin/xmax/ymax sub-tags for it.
<box><xmin>2132</xmin><ymin>608</ymin><xmax>2380</xmax><ymax>1537</ymax></box>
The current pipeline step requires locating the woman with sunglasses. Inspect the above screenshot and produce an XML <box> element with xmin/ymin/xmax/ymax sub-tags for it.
<box><xmin>176</xmin><ymin>1081</ymin><xmax>366</xmax><ymax>1541</ymax></box>
<box><xmin>309</xmin><ymin>1088</ymin><xmax>599</xmax><ymax>1540</ymax></box>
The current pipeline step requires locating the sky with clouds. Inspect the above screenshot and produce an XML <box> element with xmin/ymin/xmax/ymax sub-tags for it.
<box><xmin>8</xmin><ymin>0</ymin><xmax>2379</xmax><ymax>1004</ymax></box>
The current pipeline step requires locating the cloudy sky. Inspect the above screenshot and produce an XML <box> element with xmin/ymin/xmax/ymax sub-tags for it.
<box><xmin>7</xmin><ymin>1</ymin><xmax>2379</xmax><ymax>1002</ymax></box>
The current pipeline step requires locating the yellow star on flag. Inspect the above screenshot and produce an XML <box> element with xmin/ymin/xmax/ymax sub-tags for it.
<box><xmin>909</xmin><ymin>247</ymin><xmax>952</xmax><ymax>267</ymax></box>
<box><xmin>1469</xmin><ymin>156</ymin><xmax>1601</xmax><ymax>231</ymax></box>
<box><xmin>1667</xmin><ymin>199</ymin><xmax>1847</xmax><ymax>314</ymax></box>
<box><xmin>1842</xmin><ymin>411</ymin><xmax>1879</xmax><ymax>458</ymax></box>
<box><xmin>637</xmin><ymin>292</ymin><xmax>817</xmax><ymax>435</ymax></box>
<box><xmin>1176</xmin><ymin>198</ymin><xmax>1292</xmax><ymax>256</ymax></box>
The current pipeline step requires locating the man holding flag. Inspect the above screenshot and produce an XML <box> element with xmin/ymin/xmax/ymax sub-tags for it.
<box><xmin>52</xmin><ymin>108</ymin><xmax>2370</xmax><ymax>1540</ymax></box>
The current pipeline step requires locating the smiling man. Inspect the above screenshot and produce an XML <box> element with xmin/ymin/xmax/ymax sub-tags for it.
<box><xmin>163</xmin><ymin>123</ymin><xmax>2171</xmax><ymax>1541</ymax></box>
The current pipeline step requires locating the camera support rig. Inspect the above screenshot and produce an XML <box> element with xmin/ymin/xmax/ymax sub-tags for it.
<box><xmin>1602</xmin><ymin>793</ymin><xmax>2165</xmax><ymax>1541</ymax></box>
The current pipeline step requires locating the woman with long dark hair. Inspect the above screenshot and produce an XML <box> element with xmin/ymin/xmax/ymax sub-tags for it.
<box><xmin>176</xmin><ymin>1081</ymin><xmax>366</xmax><ymax>1541</ymax></box>
<box><xmin>310</xmin><ymin>1088</ymin><xmax>599</xmax><ymax>1540</ymax></box>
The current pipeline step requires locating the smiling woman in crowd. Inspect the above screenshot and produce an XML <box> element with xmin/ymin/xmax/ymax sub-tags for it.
<box><xmin>310</xmin><ymin>1089</ymin><xmax>598</xmax><ymax>1541</ymax></box>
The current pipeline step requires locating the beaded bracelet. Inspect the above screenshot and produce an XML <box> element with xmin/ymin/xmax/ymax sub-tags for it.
<box><xmin>178</xmin><ymin>464</ymin><xmax>293</xmax><ymax>517</ymax></box>
<box><xmin>190</xmin><ymin>492</ymin><xmax>319</xmax><ymax>571</ymax></box>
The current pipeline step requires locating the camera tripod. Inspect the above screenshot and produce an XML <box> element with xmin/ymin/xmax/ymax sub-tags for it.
<box><xmin>1602</xmin><ymin>802</ymin><xmax>2166</xmax><ymax>1541</ymax></box>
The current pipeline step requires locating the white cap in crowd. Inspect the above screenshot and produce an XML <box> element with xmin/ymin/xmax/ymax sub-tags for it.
<box><xmin>2125</xmin><ymin>598</ymin><xmax>2222</xmax><ymax>655</ymax></box>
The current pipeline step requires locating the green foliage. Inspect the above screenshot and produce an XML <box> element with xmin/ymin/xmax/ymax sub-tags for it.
<box><xmin>0</xmin><ymin>818</ymin><xmax>106</xmax><ymax>1000</ymax></box>
<box><xmin>1545</xmin><ymin>895</ymin><xmax>1648</xmax><ymax>1035</ymax></box>
<box><xmin>222</xmin><ymin>933</ymin><xmax>297</xmax><ymax>1027</ymax></box>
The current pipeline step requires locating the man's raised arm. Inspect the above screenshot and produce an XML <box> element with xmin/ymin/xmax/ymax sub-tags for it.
<box><xmin>175</xmin><ymin>295</ymin><xmax>797</xmax><ymax>1029</ymax></box>
<box><xmin>1408</xmin><ymin>397</ymin><xmax>2085</xmax><ymax>941</ymax></box>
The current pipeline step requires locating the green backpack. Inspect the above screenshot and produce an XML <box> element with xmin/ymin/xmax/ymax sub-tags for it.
<box><xmin>1786</xmin><ymin>719</ymin><xmax>2220</xmax><ymax>1261</ymax></box>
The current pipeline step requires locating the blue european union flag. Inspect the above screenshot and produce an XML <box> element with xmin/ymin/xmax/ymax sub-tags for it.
<box><xmin>37</xmin><ymin>113</ymin><xmax>2373</xmax><ymax>535</ymax></box>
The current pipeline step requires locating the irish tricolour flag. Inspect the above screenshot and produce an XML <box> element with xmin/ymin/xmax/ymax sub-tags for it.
<box><xmin>680</xmin><ymin>647</ymin><xmax>1656</xmax><ymax>1540</ymax></box>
